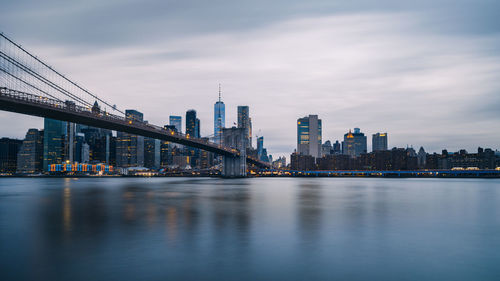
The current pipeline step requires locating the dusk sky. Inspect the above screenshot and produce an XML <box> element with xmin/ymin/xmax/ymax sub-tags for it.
<box><xmin>1</xmin><ymin>0</ymin><xmax>499</xmax><ymax>157</ymax></box>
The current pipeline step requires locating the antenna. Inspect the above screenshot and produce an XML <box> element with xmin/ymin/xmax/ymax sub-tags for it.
<box><xmin>218</xmin><ymin>83</ymin><xmax>221</xmax><ymax>102</ymax></box>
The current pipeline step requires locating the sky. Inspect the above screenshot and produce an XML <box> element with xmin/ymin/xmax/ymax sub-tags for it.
<box><xmin>1</xmin><ymin>0</ymin><xmax>499</xmax><ymax>157</ymax></box>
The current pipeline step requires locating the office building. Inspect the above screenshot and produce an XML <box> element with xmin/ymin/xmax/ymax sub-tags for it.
<box><xmin>116</xmin><ymin>110</ymin><xmax>144</xmax><ymax>167</ymax></box>
<box><xmin>0</xmin><ymin>138</ymin><xmax>23</xmax><ymax>173</ymax></box>
<box><xmin>43</xmin><ymin>118</ymin><xmax>66</xmax><ymax>171</ymax></box>
<box><xmin>237</xmin><ymin>106</ymin><xmax>252</xmax><ymax>148</ymax></box>
<box><xmin>169</xmin><ymin>116</ymin><xmax>182</xmax><ymax>134</ymax></box>
<box><xmin>214</xmin><ymin>86</ymin><xmax>225</xmax><ymax>145</ymax></box>
<box><xmin>186</xmin><ymin>109</ymin><xmax>200</xmax><ymax>166</ymax></box>
<box><xmin>372</xmin><ymin>132</ymin><xmax>388</xmax><ymax>152</ymax></box>
<box><xmin>297</xmin><ymin>115</ymin><xmax>322</xmax><ymax>158</ymax></box>
<box><xmin>144</xmin><ymin>138</ymin><xmax>160</xmax><ymax>169</ymax></box>
<box><xmin>17</xmin><ymin>129</ymin><xmax>44</xmax><ymax>173</ymax></box>
<box><xmin>342</xmin><ymin>128</ymin><xmax>367</xmax><ymax>157</ymax></box>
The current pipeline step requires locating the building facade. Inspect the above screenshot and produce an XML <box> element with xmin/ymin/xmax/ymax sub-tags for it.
<box><xmin>0</xmin><ymin>138</ymin><xmax>23</xmax><ymax>173</ymax></box>
<box><xmin>169</xmin><ymin>116</ymin><xmax>182</xmax><ymax>133</ymax></box>
<box><xmin>43</xmin><ymin>118</ymin><xmax>66</xmax><ymax>171</ymax></box>
<box><xmin>17</xmin><ymin>129</ymin><xmax>44</xmax><ymax>173</ymax></box>
<box><xmin>116</xmin><ymin>110</ymin><xmax>144</xmax><ymax>167</ymax></box>
<box><xmin>372</xmin><ymin>132</ymin><xmax>388</xmax><ymax>152</ymax></box>
<box><xmin>237</xmin><ymin>106</ymin><xmax>252</xmax><ymax>148</ymax></box>
<box><xmin>297</xmin><ymin>115</ymin><xmax>322</xmax><ymax>158</ymax></box>
<box><xmin>342</xmin><ymin>128</ymin><xmax>367</xmax><ymax>158</ymax></box>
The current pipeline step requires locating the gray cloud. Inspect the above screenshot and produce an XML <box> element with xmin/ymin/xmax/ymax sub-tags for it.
<box><xmin>1</xmin><ymin>2</ymin><xmax>500</xmax><ymax>158</ymax></box>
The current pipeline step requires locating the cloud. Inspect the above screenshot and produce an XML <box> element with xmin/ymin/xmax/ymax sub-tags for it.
<box><xmin>1</xmin><ymin>11</ymin><xmax>500</xmax><ymax>158</ymax></box>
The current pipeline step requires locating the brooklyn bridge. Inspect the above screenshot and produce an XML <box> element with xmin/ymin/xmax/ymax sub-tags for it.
<box><xmin>0</xmin><ymin>33</ymin><xmax>270</xmax><ymax>177</ymax></box>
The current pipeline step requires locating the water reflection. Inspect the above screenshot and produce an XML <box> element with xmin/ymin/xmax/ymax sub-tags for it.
<box><xmin>2</xmin><ymin>178</ymin><xmax>500</xmax><ymax>281</ymax></box>
<box><xmin>296</xmin><ymin>180</ymin><xmax>323</xmax><ymax>245</ymax></box>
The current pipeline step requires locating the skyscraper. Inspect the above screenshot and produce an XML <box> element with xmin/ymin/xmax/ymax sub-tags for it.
<box><xmin>0</xmin><ymin>138</ymin><xmax>23</xmax><ymax>173</ymax></box>
<box><xmin>214</xmin><ymin>85</ymin><xmax>225</xmax><ymax>145</ymax></box>
<box><xmin>237</xmin><ymin>106</ymin><xmax>252</xmax><ymax>148</ymax></box>
<box><xmin>116</xmin><ymin>110</ymin><xmax>144</xmax><ymax>167</ymax></box>
<box><xmin>186</xmin><ymin>109</ymin><xmax>200</xmax><ymax>166</ymax></box>
<box><xmin>17</xmin><ymin>129</ymin><xmax>44</xmax><ymax>173</ymax></box>
<box><xmin>342</xmin><ymin>128</ymin><xmax>367</xmax><ymax>157</ymax></box>
<box><xmin>169</xmin><ymin>116</ymin><xmax>182</xmax><ymax>133</ymax></box>
<box><xmin>43</xmin><ymin>118</ymin><xmax>66</xmax><ymax>171</ymax></box>
<box><xmin>372</xmin><ymin>132</ymin><xmax>388</xmax><ymax>152</ymax></box>
<box><xmin>257</xmin><ymin>136</ymin><xmax>264</xmax><ymax>159</ymax></box>
<box><xmin>297</xmin><ymin>115</ymin><xmax>322</xmax><ymax>158</ymax></box>
<box><xmin>186</xmin><ymin>110</ymin><xmax>197</xmax><ymax>137</ymax></box>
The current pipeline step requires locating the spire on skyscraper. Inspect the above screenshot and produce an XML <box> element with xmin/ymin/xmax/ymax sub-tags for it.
<box><xmin>218</xmin><ymin>83</ymin><xmax>221</xmax><ymax>102</ymax></box>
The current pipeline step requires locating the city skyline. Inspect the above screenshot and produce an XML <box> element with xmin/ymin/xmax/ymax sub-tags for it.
<box><xmin>1</xmin><ymin>1</ymin><xmax>500</xmax><ymax>157</ymax></box>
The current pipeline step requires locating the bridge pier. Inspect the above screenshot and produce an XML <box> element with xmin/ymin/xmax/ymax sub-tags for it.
<box><xmin>222</xmin><ymin>155</ymin><xmax>246</xmax><ymax>177</ymax></box>
<box><xmin>221</xmin><ymin>127</ymin><xmax>247</xmax><ymax>178</ymax></box>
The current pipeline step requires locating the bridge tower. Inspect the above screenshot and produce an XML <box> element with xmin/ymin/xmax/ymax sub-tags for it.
<box><xmin>221</xmin><ymin>127</ymin><xmax>247</xmax><ymax>177</ymax></box>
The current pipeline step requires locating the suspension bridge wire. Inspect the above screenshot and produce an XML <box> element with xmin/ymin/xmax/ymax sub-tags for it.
<box><xmin>0</xmin><ymin>51</ymin><xmax>94</xmax><ymax>107</ymax></box>
<box><xmin>0</xmin><ymin>33</ymin><xmax>125</xmax><ymax>115</ymax></box>
<box><xmin>0</xmin><ymin>68</ymin><xmax>64</xmax><ymax>102</ymax></box>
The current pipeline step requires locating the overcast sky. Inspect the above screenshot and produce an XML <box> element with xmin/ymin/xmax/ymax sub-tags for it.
<box><xmin>1</xmin><ymin>0</ymin><xmax>499</xmax><ymax>157</ymax></box>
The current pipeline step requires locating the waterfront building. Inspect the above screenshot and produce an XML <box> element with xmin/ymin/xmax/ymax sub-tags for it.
<box><xmin>116</xmin><ymin>110</ymin><xmax>144</xmax><ymax>167</ymax></box>
<box><xmin>290</xmin><ymin>152</ymin><xmax>316</xmax><ymax>171</ymax></box>
<box><xmin>321</xmin><ymin>140</ymin><xmax>332</xmax><ymax>157</ymax></box>
<box><xmin>214</xmin><ymin>86</ymin><xmax>225</xmax><ymax>145</ymax></box>
<box><xmin>43</xmin><ymin>118</ymin><xmax>66</xmax><ymax>171</ymax></box>
<box><xmin>186</xmin><ymin>110</ymin><xmax>200</xmax><ymax>166</ymax></box>
<box><xmin>144</xmin><ymin>138</ymin><xmax>160</xmax><ymax>169</ymax></box>
<box><xmin>237</xmin><ymin>106</ymin><xmax>252</xmax><ymax>148</ymax></box>
<box><xmin>332</xmin><ymin>140</ymin><xmax>341</xmax><ymax>154</ymax></box>
<box><xmin>342</xmin><ymin>128</ymin><xmax>367</xmax><ymax>158</ymax></box>
<box><xmin>169</xmin><ymin>116</ymin><xmax>182</xmax><ymax>134</ymax></box>
<box><xmin>186</xmin><ymin>110</ymin><xmax>198</xmax><ymax>137</ymax></box>
<box><xmin>297</xmin><ymin>115</ymin><xmax>322</xmax><ymax>158</ymax></box>
<box><xmin>0</xmin><ymin>137</ymin><xmax>23</xmax><ymax>173</ymax></box>
<box><xmin>272</xmin><ymin>156</ymin><xmax>287</xmax><ymax>169</ymax></box>
<box><xmin>16</xmin><ymin>129</ymin><xmax>44</xmax><ymax>174</ymax></box>
<box><xmin>417</xmin><ymin>147</ymin><xmax>426</xmax><ymax>168</ymax></box>
<box><xmin>372</xmin><ymin>132</ymin><xmax>388</xmax><ymax>151</ymax></box>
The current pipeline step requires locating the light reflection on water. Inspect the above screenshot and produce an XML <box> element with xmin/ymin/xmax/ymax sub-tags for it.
<box><xmin>0</xmin><ymin>177</ymin><xmax>499</xmax><ymax>280</ymax></box>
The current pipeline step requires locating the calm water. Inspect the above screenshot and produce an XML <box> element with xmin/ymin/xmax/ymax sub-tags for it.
<box><xmin>1</xmin><ymin>177</ymin><xmax>500</xmax><ymax>281</ymax></box>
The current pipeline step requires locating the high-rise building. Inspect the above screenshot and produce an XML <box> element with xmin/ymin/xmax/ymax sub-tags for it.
<box><xmin>43</xmin><ymin>118</ymin><xmax>66</xmax><ymax>171</ymax></box>
<box><xmin>186</xmin><ymin>110</ymin><xmax>200</xmax><ymax>166</ymax></box>
<box><xmin>237</xmin><ymin>106</ymin><xmax>252</xmax><ymax>148</ymax></box>
<box><xmin>169</xmin><ymin>116</ymin><xmax>182</xmax><ymax>134</ymax></box>
<box><xmin>0</xmin><ymin>137</ymin><xmax>23</xmax><ymax>173</ymax></box>
<box><xmin>372</xmin><ymin>132</ymin><xmax>388</xmax><ymax>152</ymax></box>
<box><xmin>257</xmin><ymin>136</ymin><xmax>264</xmax><ymax>159</ymax></box>
<box><xmin>321</xmin><ymin>140</ymin><xmax>332</xmax><ymax>157</ymax></box>
<box><xmin>17</xmin><ymin>129</ymin><xmax>44</xmax><ymax>173</ymax></box>
<box><xmin>297</xmin><ymin>115</ymin><xmax>322</xmax><ymax>158</ymax></box>
<box><xmin>342</xmin><ymin>128</ymin><xmax>367</xmax><ymax>157</ymax></box>
<box><xmin>186</xmin><ymin>110</ymin><xmax>197</xmax><ymax>137</ymax></box>
<box><xmin>214</xmin><ymin>85</ymin><xmax>225</xmax><ymax>145</ymax></box>
<box><xmin>144</xmin><ymin>138</ymin><xmax>160</xmax><ymax>169</ymax></box>
<box><xmin>332</xmin><ymin>140</ymin><xmax>341</xmax><ymax>154</ymax></box>
<box><xmin>116</xmin><ymin>110</ymin><xmax>144</xmax><ymax>167</ymax></box>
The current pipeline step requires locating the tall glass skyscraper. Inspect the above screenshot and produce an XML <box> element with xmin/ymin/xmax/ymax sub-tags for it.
<box><xmin>297</xmin><ymin>115</ymin><xmax>322</xmax><ymax>158</ymax></box>
<box><xmin>342</xmin><ymin>128</ymin><xmax>367</xmax><ymax>157</ymax></box>
<box><xmin>237</xmin><ymin>106</ymin><xmax>252</xmax><ymax>148</ymax></box>
<box><xmin>186</xmin><ymin>110</ymin><xmax>198</xmax><ymax>138</ymax></box>
<box><xmin>372</xmin><ymin>132</ymin><xmax>388</xmax><ymax>152</ymax></box>
<box><xmin>169</xmin><ymin>116</ymin><xmax>182</xmax><ymax>133</ymax></box>
<box><xmin>116</xmin><ymin>110</ymin><xmax>144</xmax><ymax>167</ymax></box>
<box><xmin>214</xmin><ymin>86</ymin><xmax>225</xmax><ymax>145</ymax></box>
<box><xmin>43</xmin><ymin>118</ymin><xmax>66</xmax><ymax>171</ymax></box>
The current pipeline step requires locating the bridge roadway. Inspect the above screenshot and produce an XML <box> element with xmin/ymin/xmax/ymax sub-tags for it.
<box><xmin>0</xmin><ymin>87</ymin><xmax>269</xmax><ymax>168</ymax></box>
